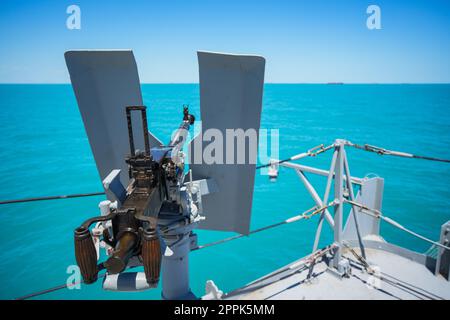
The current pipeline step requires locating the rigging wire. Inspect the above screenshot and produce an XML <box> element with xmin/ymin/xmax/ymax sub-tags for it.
<box><xmin>0</xmin><ymin>192</ymin><xmax>105</xmax><ymax>205</ymax></box>
<box><xmin>13</xmin><ymin>196</ymin><xmax>449</xmax><ymax>299</ymax></box>
<box><xmin>256</xmin><ymin>143</ymin><xmax>334</xmax><ymax>169</ymax></box>
<box><xmin>223</xmin><ymin>244</ymin><xmax>337</xmax><ymax>298</ymax></box>
<box><xmin>192</xmin><ymin>203</ymin><xmax>334</xmax><ymax>251</ymax></box>
<box><xmin>343</xmin><ymin>249</ymin><xmax>445</xmax><ymax>301</ymax></box>
<box><xmin>2</xmin><ymin>141</ymin><xmax>449</xmax><ymax>205</ymax></box>
<box><xmin>256</xmin><ymin>140</ymin><xmax>450</xmax><ymax>170</ymax></box>
<box><xmin>345</xmin><ymin>257</ymin><xmax>442</xmax><ymax>300</ymax></box>
<box><xmin>345</xmin><ymin>199</ymin><xmax>450</xmax><ymax>251</ymax></box>
<box><xmin>15</xmin><ymin>273</ymin><xmax>106</xmax><ymax>300</ymax></box>
<box><xmin>346</xmin><ymin>142</ymin><xmax>450</xmax><ymax>163</ymax></box>
<box><xmin>15</xmin><ymin>203</ymin><xmax>333</xmax><ymax>300</ymax></box>
<box><xmin>15</xmin><ymin>263</ymin><xmax>139</xmax><ymax>300</ymax></box>
<box><xmin>8</xmin><ymin>140</ymin><xmax>450</xmax><ymax>299</ymax></box>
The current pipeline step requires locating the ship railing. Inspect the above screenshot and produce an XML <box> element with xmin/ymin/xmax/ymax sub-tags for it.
<box><xmin>263</xmin><ymin>139</ymin><xmax>450</xmax><ymax>277</ymax></box>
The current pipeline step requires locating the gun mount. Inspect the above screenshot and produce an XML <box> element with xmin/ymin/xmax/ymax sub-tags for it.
<box><xmin>64</xmin><ymin>50</ymin><xmax>265</xmax><ymax>299</ymax></box>
<box><xmin>74</xmin><ymin>105</ymin><xmax>201</xmax><ymax>293</ymax></box>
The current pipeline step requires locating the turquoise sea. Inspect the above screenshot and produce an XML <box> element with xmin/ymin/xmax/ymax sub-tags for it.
<box><xmin>0</xmin><ymin>84</ymin><xmax>449</xmax><ymax>300</ymax></box>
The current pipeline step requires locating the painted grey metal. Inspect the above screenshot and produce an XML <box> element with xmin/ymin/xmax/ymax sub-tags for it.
<box><xmin>192</xmin><ymin>178</ymin><xmax>219</xmax><ymax>197</ymax></box>
<box><xmin>205</xmin><ymin>138</ymin><xmax>449</xmax><ymax>299</ymax></box>
<box><xmin>102</xmin><ymin>169</ymin><xmax>126</xmax><ymax>204</ymax></box>
<box><xmin>342</xmin><ymin>148</ymin><xmax>366</xmax><ymax>259</ymax></box>
<box><xmin>158</xmin><ymin>214</ymin><xmax>197</xmax><ymax>300</ymax></box>
<box><xmin>65</xmin><ymin>50</ymin><xmax>162</xmax><ymax>188</ymax></box>
<box><xmin>343</xmin><ymin>177</ymin><xmax>384</xmax><ymax>240</ymax></box>
<box><xmin>322</xmin><ymin>150</ymin><xmax>338</xmax><ymax>209</ymax></box>
<box><xmin>223</xmin><ymin>243</ymin><xmax>450</xmax><ymax>300</ymax></box>
<box><xmin>161</xmin><ymin>236</ymin><xmax>194</xmax><ymax>299</ymax></box>
<box><xmin>435</xmin><ymin>221</ymin><xmax>450</xmax><ymax>280</ymax></box>
<box><xmin>280</xmin><ymin>161</ymin><xmax>363</xmax><ymax>185</ymax></box>
<box><xmin>313</xmin><ymin>150</ymin><xmax>338</xmax><ymax>252</ymax></box>
<box><xmin>295</xmin><ymin>170</ymin><xmax>334</xmax><ymax>228</ymax></box>
<box><xmin>345</xmin><ymin>239</ymin><xmax>433</xmax><ymax>266</ymax></box>
<box><xmin>333</xmin><ymin>144</ymin><xmax>344</xmax><ymax>269</ymax></box>
<box><xmin>189</xmin><ymin>51</ymin><xmax>265</xmax><ymax>234</ymax></box>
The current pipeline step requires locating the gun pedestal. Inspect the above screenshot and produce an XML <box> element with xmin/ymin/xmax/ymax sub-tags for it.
<box><xmin>158</xmin><ymin>209</ymin><xmax>198</xmax><ymax>300</ymax></box>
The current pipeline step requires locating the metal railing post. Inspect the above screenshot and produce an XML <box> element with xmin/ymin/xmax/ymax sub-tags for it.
<box><xmin>312</xmin><ymin>149</ymin><xmax>338</xmax><ymax>252</ymax></box>
<box><xmin>342</xmin><ymin>148</ymin><xmax>366</xmax><ymax>259</ymax></box>
<box><xmin>333</xmin><ymin>140</ymin><xmax>345</xmax><ymax>269</ymax></box>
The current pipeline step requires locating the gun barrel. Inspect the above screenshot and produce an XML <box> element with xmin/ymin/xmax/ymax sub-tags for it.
<box><xmin>104</xmin><ymin>231</ymin><xmax>138</xmax><ymax>274</ymax></box>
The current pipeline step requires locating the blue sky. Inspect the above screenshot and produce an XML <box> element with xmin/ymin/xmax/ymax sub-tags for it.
<box><xmin>0</xmin><ymin>0</ymin><xmax>449</xmax><ymax>83</ymax></box>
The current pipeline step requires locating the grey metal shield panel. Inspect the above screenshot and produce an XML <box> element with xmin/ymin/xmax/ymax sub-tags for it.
<box><xmin>189</xmin><ymin>51</ymin><xmax>265</xmax><ymax>234</ymax></box>
<box><xmin>65</xmin><ymin>50</ymin><xmax>162</xmax><ymax>187</ymax></box>
<box><xmin>343</xmin><ymin>177</ymin><xmax>384</xmax><ymax>240</ymax></box>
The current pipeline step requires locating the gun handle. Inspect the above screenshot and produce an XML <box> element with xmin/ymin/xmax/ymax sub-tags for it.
<box><xmin>74</xmin><ymin>227</ymin><xmax>99</xmax><ymax>284</ymax></box>
<box><xmin>142</xmin><ymin>228</ymin><xmax>162</xmax><ymax>286</ymax></box>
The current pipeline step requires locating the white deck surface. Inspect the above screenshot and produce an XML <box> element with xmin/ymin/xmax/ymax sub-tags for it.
<box><xmin>224</xmin><ymin>246</ymin><xmax>450</xmax><ymax>300</ymax></box>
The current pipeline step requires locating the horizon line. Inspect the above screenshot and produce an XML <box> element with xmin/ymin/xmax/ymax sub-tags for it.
<box><xmin>1</xmin><ymin>82</ymin><xmax>450</xmax><ymax>85</ymax></box>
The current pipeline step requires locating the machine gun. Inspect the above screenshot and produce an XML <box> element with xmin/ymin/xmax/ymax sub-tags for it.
<box><xmin>65</xmin><ymin>50</ymin><xmax>265</xmax><ymax>298</ymax></box>
<box><xmin>74</xmin><ymin>105</ymin><xmax>196</xmax><ymax>289</ymax></box>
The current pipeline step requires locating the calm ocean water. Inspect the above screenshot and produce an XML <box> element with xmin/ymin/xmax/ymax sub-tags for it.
<box><xmin>0</xmin><ymin>84</ymin><xmax>449</xmax><ymax>299</ymax></box>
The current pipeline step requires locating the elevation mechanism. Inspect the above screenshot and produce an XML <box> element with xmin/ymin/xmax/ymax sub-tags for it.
<box><xmin>65</xmin><ymin>50</ymin><xmax>265</xmax><ymax>299</ymax></box>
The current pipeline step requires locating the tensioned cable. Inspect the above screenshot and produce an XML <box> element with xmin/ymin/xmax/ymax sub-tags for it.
<box><xmin>223</xmin><ymin>244</ymin><xmax>337</xmax><ymax>299</ymax></box>
<box><xmin>345</xmin><ymin>199</ymin><xmax>450</xmax><ymax>251</ymax></box>
<box><xmin>192</xmin><ymin>202</ymin><xmax>334</xmax><ymax>251</ymax></box>
<box><xmin>15</xmin><ymin>273</ymin><xmax>107</xmax><ymax>300</ymax></box>
<box><xmin>14</xmin><ymin>196</ymin><xmax>449</xmax><ymax>299</ymax></box>
<box><xmin>0</xmin><ymin>192</ymin><xmax>105</xmax><ymax>205</ymax></box>
<box><xmin>256</xmin><ymin>140</ymin><xmax>450</xmax><ymax>170</ymax></box>
<box><xmin>15</xmin><ymin>263</ymin><xmax>142</xmax><ymax>300</ymax></box>
<box><xmin>346</xmin><ymin>142</ymin><xmax>450</xmax><ymax>163</ymax></box>
<box><xmin>256</xmin><ymin>143</ymin><xmax>335</xmax><ymax>169</ymax></box>
<box><xmin>344</xmin><ymin>252</ymin><xmax>444</xmax><ymax>300</ymax></box>
<box><xmin>1</xmin><ymin>145</ymin><xmax>333</xmax><ymax>205</ymax></box>
<box><xmin>7</xmin><ymin>140</ymin><xmax>450</xmax><ymax>298</ymax></box>
<box><xmin>15</xmin><ymin>203</ymin><xmax>333</xmax><ymax>300</ymax></box>
<box><xmin>3</xmin><ymin>141</ymin><xmax>449</xmax><ymax>205</ymax></box>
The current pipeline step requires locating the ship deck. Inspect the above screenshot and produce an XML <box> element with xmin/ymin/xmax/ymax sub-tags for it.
<box><xmin>223</xmin><ymin>239</ymin><xmax>450</xmax><ymax>300</ymax></box>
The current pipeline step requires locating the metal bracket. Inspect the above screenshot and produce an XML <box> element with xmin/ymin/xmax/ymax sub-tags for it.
<box><xmin>327</xmin><ymin>255</ymin><xmax>351</xmax><ymax>279</ymax></box>
<box><xmin>103</xmin><ymin>169</ymin><xmax>127</xmax><ymax>204</ymax></box>
<box><xmin>435</xmin><ymin>221</ymin><xmax>450</xmax><ymax>281</ymax></box>
<box><xmin>203</xmin><ymin>280</ymin><xmax>224</xmax><ymax>300</ymax></box>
